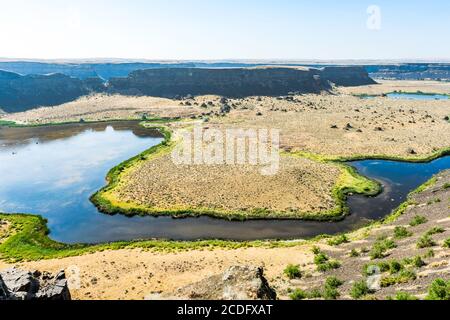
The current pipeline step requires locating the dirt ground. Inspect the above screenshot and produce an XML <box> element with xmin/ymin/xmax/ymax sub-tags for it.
<box><xmin>209</xmin><ymin>93</ymin><xmax>450</xmax><ymax>157</ymax></box>
<box><xmin>339</xmin><ymin>79</ymin><xmax>450</xmax><ymax>95</ymax></box>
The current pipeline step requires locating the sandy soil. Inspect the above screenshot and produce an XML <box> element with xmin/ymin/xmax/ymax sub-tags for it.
<box><xmin>208</xmin><ymin>93</ymin><xmax>450</xmax><ymax>157</ymax></box>
<box><xmin>1</xmin><ymin>94</ymin><xmax>221</xmax><ymax>124</ymax></box>
<box><xmin>340</xmin><ymin>80</ymin><xmax>450</xmax><ymax>95</ymax></box>
<box><xmin>112</xmin><ymin>152</ymin><xmax>340</xmax><ymax>216</ymax></box>
<box><xmin>0</xmin><ymin>247</ymin><xmax>313</xmax><ymax>300</ymax></box>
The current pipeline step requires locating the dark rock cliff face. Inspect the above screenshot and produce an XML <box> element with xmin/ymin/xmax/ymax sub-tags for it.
<box><xmin>108</xmin><ymin>67</ymin><xmax>331</xmax><ymax>98</ymax></box>
<box><xmin>321</xmin><ymin>66</ymin><xmax>377</xmax><ymax>86</ymax></box>
<box><xmin>108</xmin><ymin>66</ymin><xmax>374</xmax><ymax>98</ymax></box>
<box><xmin>0</xmin><ymin>66</ymin><xmax>375</xmax><ymax>112</ymax></box>
<box><xmin>0</xmin><ymin>71</ymin><xmax>105</xmax><ymax>112</ymax></box>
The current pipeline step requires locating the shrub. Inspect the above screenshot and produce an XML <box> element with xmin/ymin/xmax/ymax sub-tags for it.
<box><xmin>323</xmin><ymin>287</ymin><xmax>340</xmax><ymax>300</ymax></box>
<box><xmin>412</xmin><ymin>256</ymin><xmax>426</xmax><ymax>268</ymax></box>
<box><xmin>417</xmin><ymin>234</ymin><xmax>436</xmax><ymax>249</ymax></box>
<box><xmin>425</xmin><ymin>227</ymin><xmax>445</xmax><ymax>236</ymax></box>
<box><xmin>443</xmin><ymin>183</ymin><xmax>450</xmax><ymax>189</ymax></box>
<box><xmin>349</xmin><ymin>249</ymin><xmax>360</xmax><ymax>257</ymax></box>
<box><xmin>317</xmin><ymin>260</ymin><xmax>341</xmax><ymax>272</ymax></box>
<box><xmin>308</xmin><ymin>288</ymin><xmax>323</xmax><ymax>299</ymax></box>
<box><xmin>410</xmin><ymin>215</ymin><xmax>428</xmax><ymax>227</ymax></box>
<box><xmin>426</xmin><ymin>279</ymin><xmax>450</xmax><ymax>300</ymax></box>
<box><xmin>389</xmin><ymin>261</ymin><xmax>404</xmax><ymax>274</ymax></box>
<box><xmin>364</xmin><ymin>262</ymin><xmax>390</xmax><ymax>276</ymax></box>
<box><xmin>391</xmin><ymin>292</ymin><xmax>419</xmax><ymax>300</ymax></box>
<box><xmin>444</xmin><ymin>238</ymin><xmax>450</xmax><ymax>248</ymax></box>
<box><xmin>325</xmin><ymin>276</ymin><xmax>344</xmax><ymax>289</ymax></box>
<box><xmin>327</xmin><ymin>235</ymin><xmax>349</xmax><ymax>246</ymax></box>
<box><xmin>284</xmin><ymin>264</ymin><xmax>302</xmax><ymax>279</ymax></box>
<box><xmin>351</xmin><ymin>280</ymin><xmax>371</xmax><ymax>299</ymax></box>
<box><xmin>381</xmin><ymin>270</ymin><xmax>416</xmax><ymax>287</ymax></box>
<box><xmin>289</xmin><ymin>289</ymin><xmax>308</xmax><ymax>300</ymax></box>
<box><xmin>311</xmin><ymin>246</ymin><xmax>321</xmax><ymax>255</ymax></box>
<box><xmin>393</xmin><ymin>226</ymin><xmax>412</xmax><ymax>239</ymax></box>
<box><xmin>370</xmin><ymin>238</ymin><xmax>397</xmax><ymax>260</ymax></box>
<box><xmin>314</xmin><ymin>252</ymin><xmax>329</xmax><ymax>265</ymax></box>
<box><xmin>313</xmin><ymin>250</ymin><xmax>341</xmax><ymax>272</ymax></box>
<box><xmin>424</xmin><ymin>249</ymin><xmax>435</xmax><ymax>258</ymax></box>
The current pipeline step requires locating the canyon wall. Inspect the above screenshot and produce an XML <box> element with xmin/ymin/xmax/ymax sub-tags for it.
<box><xmin>0</xmin><ymin>70</ymin><xmax>104</xmax><ymax>113</ymax></box>
<box><xmin>107</xmin><ymin>67</ymin><xmax>333</xmax><ymax>98</ymax></box>
<box><xmin>0</xmin><ymin>66</ymin><xmax>375</xmax><ymax>112</ymax></box>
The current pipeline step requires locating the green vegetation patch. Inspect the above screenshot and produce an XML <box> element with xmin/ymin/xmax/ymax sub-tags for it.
<box><xmin>393</xmin><ymin>226</ymin><xmax>413</xmax><ymax>239</ymax></box>
<box><xmin>350</xmin><ymin>280</ymin><xmax>373</xmax><ymax>299</ymax></box>
<box><xmin>417</xmin><ymin>234</ymin><xmax>437</xmax><ymax>249</ymax></box>
<box><xmin>0</xmin><ymin>213</ymin><xmax>300</xmax><ymax>262</ymax></box>
<box><xmin>312</xmin><ymin>248</ymin><xmax>341</xmax><ymax>272</ymax></box>
<box><xmin>426</xmin><ymin>279</ymin><xmax>450</xmax><ymax>300</ymax></box>
<box><xmin>284</xmin><ymin>264</ymin><xmax>302</xmax><ymax>279</ymax></box>
<box><xmin>369</xmin><ymin>236</ymin><xmax>396</xmax><ymax>260</ymax></box>
<box><xmin>409</xmin><ymin>215</ymin><xmax>428</xmax><ymax>227</ymax></box>
<box><xmin>388</xmin><ymin>292</ymin><xmax>419</xmax><ymax>300</ymax></box>
<box><xmin>0</xmin><ymin>120</ymin><xmax>17</xmax><ymax>127</ymax></box>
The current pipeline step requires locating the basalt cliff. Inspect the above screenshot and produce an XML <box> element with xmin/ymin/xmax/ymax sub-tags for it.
<box><xmin>0</xmin><ymin>66</ymin><xmax>375</xmax><ymax>112</ymax></box>
<box><xmin>107</xmin><ymin>66</ymin><xmax>375</xmax><ymax>98</ymax></box>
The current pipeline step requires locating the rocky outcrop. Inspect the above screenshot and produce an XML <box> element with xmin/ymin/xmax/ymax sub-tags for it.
<box><xmin>0</xmin><ymin>70</ymin><xmax>105</xmax><ymax>113</ymax></box>
<box><xmin>367</xmin><ymin>63</ymin><xmax>450</xmax><ymax>81</ymax></box>
<box><xmin>108</xmin><ymin>67</ymin><xmax>331</xmax><ymax>98</ymax></box>
<box><xmin>321</xmin><ymin>66</ymin><xmax>377</xmax><ymax>86</ymax></box>
<box><xmin>174</xmin><ymin>266</ymin><xmax>277</xmax><ymax>300</ymax></box>
<box><xmin>0</xmin><ymin>65</ymin><xmax>375</xmax><ymax>112</ymax></box>
<box><xmin>108</xmin><ymin>66</ymin><xmax>375</xmax><ymax>98</ymax></box>
<box><xmin>0</xmin><ymin>268</ymin><xmax>71</xmax><ymax>300</ymax></box>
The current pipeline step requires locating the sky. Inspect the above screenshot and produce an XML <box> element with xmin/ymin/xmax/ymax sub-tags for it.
<box><xmin>0</xmin><ymin>0</ymin><xmax>449</xmax><ymax>61</ymax></box>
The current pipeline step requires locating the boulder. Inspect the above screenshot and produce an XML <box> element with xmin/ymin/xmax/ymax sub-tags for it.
<box><xmin>0</xmin><ymin>268</ymin><xmax>71</xmax><ymax>300</ymax></box>
<box><xmin>220</xmin><ymin>104</ymin><xmax>232</xmax><ymax>114</ymax></box>
<box><xmin>174</xmin><ymin>266</ymin><xmax>276</xmax><ymax>300</ymax></box>
<box><xmin>0</xmin><ymin>275</ymin><xmax>10</xmax><ymax>300</ymax></box>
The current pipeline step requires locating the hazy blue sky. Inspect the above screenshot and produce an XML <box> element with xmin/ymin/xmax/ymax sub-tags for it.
<box><xmin>0</xmin><ymin>0</ymin><xmax>449</xmax><ymax>60</ymax></box>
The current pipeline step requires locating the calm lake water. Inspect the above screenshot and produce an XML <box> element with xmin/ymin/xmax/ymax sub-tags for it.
<box><xmin>362</xmin><ymin>92</ymin><xmax>449</xmax><ymax>100</ymax></box>
<box><xmin>1</xmin><ymin>121</ymin><xmax>449</xmax><ymax>243</ymax></box>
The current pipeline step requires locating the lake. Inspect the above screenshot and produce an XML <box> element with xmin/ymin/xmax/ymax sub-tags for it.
<box><xmin>1</xmin><ymin>121</ymin><xmax>449</xmax><ymax>243</ymax></box>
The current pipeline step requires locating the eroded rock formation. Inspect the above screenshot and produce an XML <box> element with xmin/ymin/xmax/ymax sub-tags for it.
<box><xmin>173</xmin><ymin>266</ymin><xmax>277</xmax><ymax>300</ymax></box>
<box><xmin>0</xmin><ymin>268</ymin><xmax>71</xmax><ymax>300</ymax></box>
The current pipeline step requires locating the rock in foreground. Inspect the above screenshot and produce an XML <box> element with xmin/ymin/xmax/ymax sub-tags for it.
<box><xmin>0</xmin><ymin>268</ymin><xmax>71</xmax><ymax>300</ymax></box>
<box><xmin>174</xmin><ymin>266</ymin><xmax>277</xmax><ymax>300</ymax></box>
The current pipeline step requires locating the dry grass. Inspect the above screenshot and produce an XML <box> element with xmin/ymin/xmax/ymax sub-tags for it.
<box><xmin>111</xmin><ymin>152</ymin><xmax>341</xmax><ymax>216</ymax></box>
<box><xmin>1</xmin><ymin>94</ymin><xmax>216</xmax><ymax>124</ymax></box>
<box><xmin>339</xmin><ymin>80</ymin><xmax>450</xmax><ymax>95</ymax></box>
<box><xmin>208</xmin><ymin>93</ymin><xmax>450</xmax><ymax>157</ymax></box>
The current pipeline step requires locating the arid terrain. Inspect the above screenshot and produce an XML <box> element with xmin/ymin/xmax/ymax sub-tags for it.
<box><xmin>111</xmin><ymin>154</ymin><xmax>341</xmax><ymax>217</ymax></box>
<box><xmin>1</xmin><ymin>170</ymin><xmax>448</xmax><ymax>300</ymax></box>
<box><xmin>1</xmin><ymin>79</ymin><xmax>449</xmax><ymax>300</ymax></box>
<box><xmin>3</xmin><ymin>81</ymin><xmax>450</xmax><ymax>158</ymax></box>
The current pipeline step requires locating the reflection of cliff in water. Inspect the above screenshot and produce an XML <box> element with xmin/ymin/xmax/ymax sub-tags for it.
<box><xmin>0</xmin><ymin>121</ymin><xmax>162</xmax><ymax>148</ymax></box>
